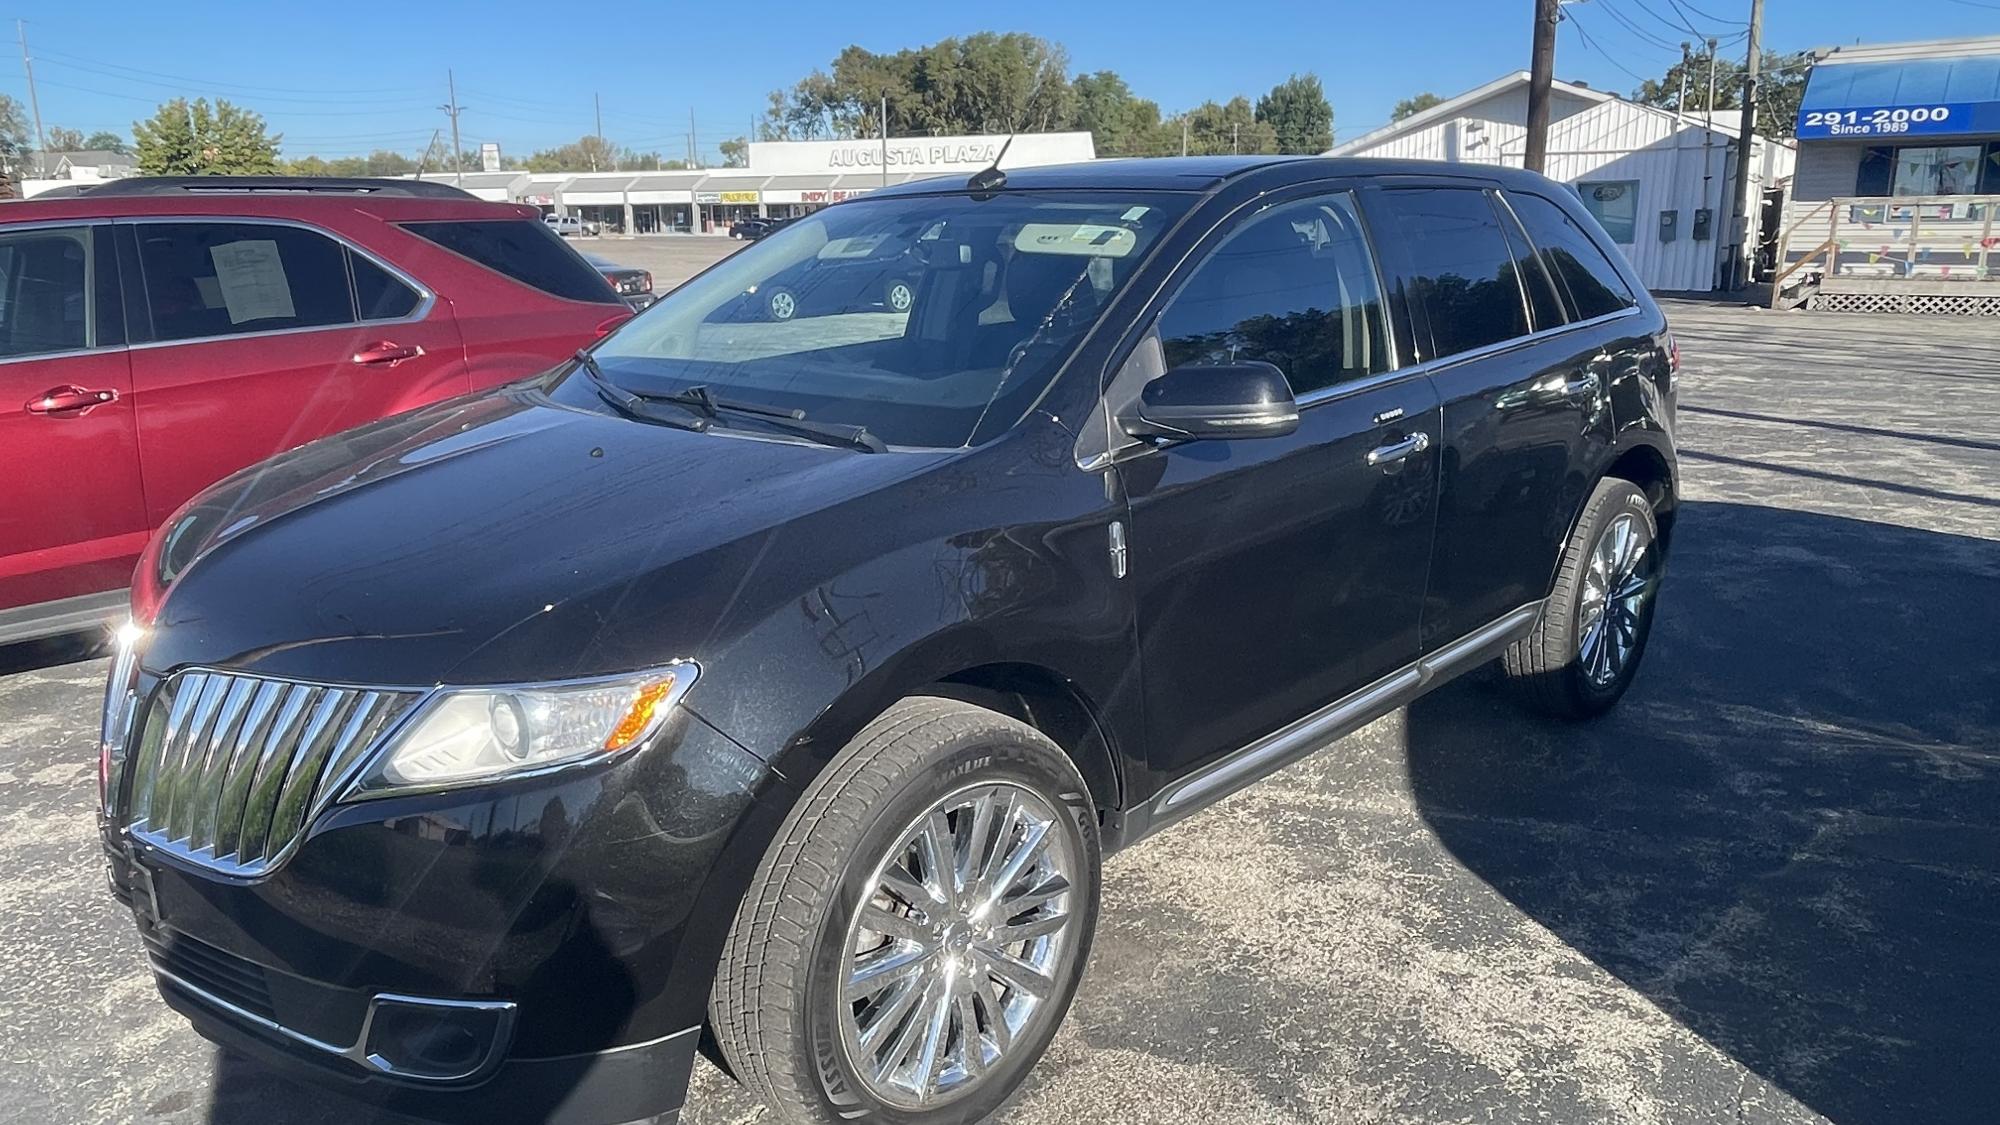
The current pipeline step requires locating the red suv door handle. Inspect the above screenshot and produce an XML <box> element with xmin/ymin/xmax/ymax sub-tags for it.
<box><xmin>353</xmin><ymin>341</ymin><xmax>424</xmax><ymax>366</ymax></box>
<box><xmin>25</xmin><ymin>385</ymin><xmax>118</xmax><ymax>416</ymax></box>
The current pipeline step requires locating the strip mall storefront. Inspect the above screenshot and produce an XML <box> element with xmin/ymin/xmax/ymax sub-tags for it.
<box><xmin>510</xmin><ymin>131</ymin><xmax>1097</xmax><ymax>235</ymax></box>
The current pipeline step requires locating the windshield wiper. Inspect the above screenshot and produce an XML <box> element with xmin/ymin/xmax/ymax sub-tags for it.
<box><xmin>574</xmin><ymin>350</ymin><xmax>710</xmax><ymax>433</ymax></box>
<box><xmin>576</xmin><ymin>354</ymin><xmax>883</xmax><ymax>453</ymax></box>
<box><xmin>645</xmin><ymin>384</ymin><xmax>886</xmax><ymax>453</ymax></box>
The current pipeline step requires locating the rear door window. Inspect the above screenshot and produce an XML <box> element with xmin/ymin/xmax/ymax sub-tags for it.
<box><xmin>0</xmin><ymin>226</ymin><xmax>91</xmax><ymax>358</ymax></box>
<box><xmin>1505</xmin><ymin>191</ymin><xmax>1638</xmax><ymax>322</ymax></box>
<box><xmin>1157</xmin><ymin>191</ymin><xmax>1390</xmax><ymax>396</ymax></box>
<box><xmin>349</xmin><ymin>250</ymin><xmax>422</xmax><ymax>320</ymax></box>
<box><xmin>1494</xmin><ymin>197</ymin><xmax>1569</xmax><ymax>332</ymax></box>
<box><xmin>1371</xmin><ymin>188</ymin><xmax>1529</xmax><ymax>360</ymax></box>
<box><xmin>402</xmin><ymin>220</ymin><xmax>621</xmax><ymax>304</ymax></box>
<box><xmin>135</xmin><ymin>222</ymin><xmax>355</xmax><ymax>343</ymax></box>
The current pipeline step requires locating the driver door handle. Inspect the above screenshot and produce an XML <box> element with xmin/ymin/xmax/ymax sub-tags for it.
<box><xmin>1366</xmin><ymin>431</ymin><xmax>1431</xmax><ymax>467</ymax></box>
<box><xmin>25</xmin><ymin>385</ymin><xmax>118</xmax><ymax>416</ymax></box>
<box><xmin>353</xmin><ymin>341</ymin><xmax>423</xmax><ymax>366</ymax></box>
<box><xmin>1562</xmin><ymin>371</ymin><xmax>1601</xmax><ymax>397</ymax></box>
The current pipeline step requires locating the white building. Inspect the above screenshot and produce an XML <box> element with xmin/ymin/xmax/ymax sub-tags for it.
<box><xmin>1330</xmin><ymin>72</ymin><xmax>1796</xmax><ymax>292</ymax></box>
<box><xmin>16</xmin><ymin>149</ymin><xmax>138</xmax><ymax>198</ymax></box>
<box><xmin>420</xmin><ymin>131</ymin><xmax>1097</xmax><ymax>235</ymax></box>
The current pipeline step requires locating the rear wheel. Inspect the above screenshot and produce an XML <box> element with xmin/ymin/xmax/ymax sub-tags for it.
<box><xmin>886</xmin><ymin>279</ymin><xmax>915</xmax><ymax>313</ymax></box>
<box><xmin>766</xmin><ymin>286</ymin><xmax>799</xmax><ymax>321</ymax></box>
<box><xmin>1502</xmin><ymin>478</ymin><xmax>1662</xmax><ymax>718</ymax></box>
<box><xmin>709</xmin><ymin>697</ymin><xmax>1100</xmax><ymax>1125</ymax></box>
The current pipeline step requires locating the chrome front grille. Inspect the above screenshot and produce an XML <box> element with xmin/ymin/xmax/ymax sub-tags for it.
<box><xmin>122</xmin><ymin>671</ymin><xmax>419</xmax><ymax>875</ymax></box>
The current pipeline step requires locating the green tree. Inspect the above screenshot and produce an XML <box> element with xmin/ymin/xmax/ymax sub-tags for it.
<box><xmin>83</xmin><ymin>130</ymin><xmax>128</xmax><ymax>153</ymax></box>
<box><xmin>719</xmin><ymin>136</ymin><xmax>749</xmax><ymax>167</ymax></box>
<box><xmin>1072</xmin><ymin>70</ymin><xmax>1172</xmax><ymax>156</ymax></box>
<box><xmin>1391</xmin><ymin>92</ymin><xmax>1444</xmax><ymax>122</ymax></box>
<box><xmin>0</xmin><ymin>95</ymin><xmax>29</xmax><ymax>162</ymax></box>
<box><xmin>523</xmin><ymin>134</ymin><xmax>621</xmax><ymax>173</ymax></box>
<box><xmin>1631</xmin><ymin>49</ymin><xmax>1811</xmax><ymax>139</ymax></box>
<box><xmin>46</xmin><ymin>126</ymin><xmax>86</xmax><ymax>151</ymax></box>
<box><xmin>132</xmin><ymin>98</ymin><xmax>280</xmax><ymax>175</ymax></box>
<box><xmin>766</xmin><ymin>33</ymin><xmax>1076</xmax><ymax>140</ymax></box>
<box><xmin>1174</xmin><ymin>96</ymin><xmax>1278</xmax><ymax>156</ymax></box>
<box><xmin>1255</xmin><ymin>74</ymin><xmax>1333</xmax><ymax>154</ymax></box>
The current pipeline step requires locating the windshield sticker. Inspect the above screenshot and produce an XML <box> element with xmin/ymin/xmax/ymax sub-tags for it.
<box><xmin>209</xmin><ymin>240</ymin><xmax>296</xmax><ymax>324</ymax></box>
<box><xmin>1012</xmin><ymin>223</ymin><xmax>1137</xmax><ymax>258</ymax></box>
<box><xmin>1120</xmin><ymin>206</ymin><xmax>1150</xmax><ymax>221</ymax></box>
<box><xmin>818</xmin><ymin>234</ymin><xmax>895</xmax><ymax>260</ymax></box>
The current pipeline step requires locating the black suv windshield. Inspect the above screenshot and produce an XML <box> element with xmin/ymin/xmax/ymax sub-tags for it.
<box><xmin>579</xmin><ymin>190</ymin><xmax>1189</xmax><ymax>448</ymax></box>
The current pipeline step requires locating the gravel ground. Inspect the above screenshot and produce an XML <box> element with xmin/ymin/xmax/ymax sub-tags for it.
<box><xmin>1</xmin><ymin>299</ymin><xmax>1995</xmax><ymax>1125</ymax></box>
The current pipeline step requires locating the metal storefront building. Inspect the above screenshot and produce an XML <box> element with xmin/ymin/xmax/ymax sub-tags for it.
<box><xmin>481</xmin><ymin>132</ymin><xmax>1098</xmax><ymax>236</ymax></box>
<box><xmin>1774</xmin><ymin>36</ymin><xmax>2000</xmax><ymax>314</ymax></box>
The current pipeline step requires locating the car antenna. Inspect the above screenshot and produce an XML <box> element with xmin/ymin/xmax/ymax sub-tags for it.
<box><xmin>967</xmin><ymin>135</ymin><xmax>1015</xmax><ymax>194</ymax></box>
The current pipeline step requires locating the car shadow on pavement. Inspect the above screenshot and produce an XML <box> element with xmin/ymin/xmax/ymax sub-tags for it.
<box><xmin>1407</xmin><ymin>499</ymin><xmax>2000</xmax><ymax>1125</ymax></box>
<box><xmin>0</xmin><ymin>632</ymin><xmax>108</xmax><ymax>676</ymax></box>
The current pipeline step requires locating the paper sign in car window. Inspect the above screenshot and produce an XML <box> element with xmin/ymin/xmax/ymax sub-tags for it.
<box><xmin>818</xmin><ymin>234</ymin><xmax>893</xmax><ymax>260</ymax></box>
<box><xmin>209</xmin><ymin>240</ymin><xmax>297</xmax><ymax>324</ymax></box>
<box><xmin>1013</xmin><ymin>224</ymin><xmax>1136</xmax><ymax>258</ymax></box>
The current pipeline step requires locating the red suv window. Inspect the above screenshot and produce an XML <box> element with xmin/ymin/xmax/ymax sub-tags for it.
<box><xmin>401</xmin><ymin>220</ymin><xmax>622</xmax><ymax>305</ymax></box>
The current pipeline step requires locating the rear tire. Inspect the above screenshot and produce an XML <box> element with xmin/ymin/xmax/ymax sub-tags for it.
<box><xmin>709</xmin><ymin>697</ymin><xmax>1100</xmax><ymax>1125</ymax></box>
<box><xmin>1501</xmin><ymin>478</ymin><xmax>1662</xmax><ymax>718</ymax></box>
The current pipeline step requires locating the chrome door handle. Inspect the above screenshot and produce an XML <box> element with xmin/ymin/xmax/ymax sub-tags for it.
<box><xmin>1366</xmin><ymin>431</ymin><xmax>1430</xmax><ymax>467</ymax></box>
<box><xmin>25</xmin><ymin>384</ymin><xmax>118</xmax><ymax>415</ymax></box>
<box><xmin>1562</xmin><ymin>371</ymin><xmax>1600</xmax><ymax>397</ymax></box>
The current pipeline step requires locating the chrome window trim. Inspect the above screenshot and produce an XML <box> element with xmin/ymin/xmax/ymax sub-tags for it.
<box><xmin>0</xmin><ymin>342</ymin><xmax>125</xmax><ymax>367</ymax></box>
<box><xmin>1293</xmin><ymin>305</ymin><xmax>1643</xmax><ymax>408</ymax></box>
<box><xmin>113</xmin><ymin>214</ymin><xmax>436</xmax><ymax>351</ymax></box>
<box><xmin>151</xmin><ymin>960</ymin><xmax>517</xmax><ymax>1084</ymax></box>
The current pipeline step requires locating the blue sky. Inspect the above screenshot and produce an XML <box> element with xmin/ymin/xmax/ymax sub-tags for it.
<box><xmin>4</xmin><ymin>0</ymin><xmax>1997</xmax><ymax>160</ymax></box>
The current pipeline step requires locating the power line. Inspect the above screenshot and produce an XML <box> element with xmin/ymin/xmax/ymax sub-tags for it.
<box><xmin>33</xmin><ymin>55</ymin><xmax>434</xmax><ymax>106</ymax></box>
<box><xmin>30</xmin><ymin>43</ymin><xmax>431</xmax><ymax>98</ymax></box>
<box><xmin>1591</xmin><ymin>0</ymin><xmax>1690</xmax><ymax>56</ymax></box>
<box><xmin>1562</xmin><ymin>9</ymin><xmax>1661</xmax><ymax>86</ymax></box>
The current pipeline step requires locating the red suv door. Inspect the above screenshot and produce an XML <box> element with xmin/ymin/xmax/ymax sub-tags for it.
<box><xmin>0</xmin><ymin>223</ymin><xmax>150</xmax><ymax>621</ymax></box>
<box><xmin>123</xmin><ymin>220</ymin><xmax>468</xmax><ymax>525</ymax></box>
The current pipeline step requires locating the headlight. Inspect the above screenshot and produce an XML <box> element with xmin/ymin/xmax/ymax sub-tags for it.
<box><xmin>348</xmin><ymin>662</ymin><xmax>698</xmax><ymax>797</ymax></box>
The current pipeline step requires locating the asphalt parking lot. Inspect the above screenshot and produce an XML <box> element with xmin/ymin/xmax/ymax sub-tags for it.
<box><xmin>2</xmin><ymin>293</ymin><xmax>1996</xmax><ymax>1125</ymax></box>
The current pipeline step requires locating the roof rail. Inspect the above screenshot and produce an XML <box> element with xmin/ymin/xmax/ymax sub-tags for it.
<box><xmin>48</xmin><ymin>176</ymin><xmax>477</xmax><ymax>199</ymax></box>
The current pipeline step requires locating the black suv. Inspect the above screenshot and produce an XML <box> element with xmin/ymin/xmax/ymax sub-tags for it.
<box><xmin>99</xmin><ymin>157</ymin><xmax>1676</xmax><ymax>1125</ymax></box>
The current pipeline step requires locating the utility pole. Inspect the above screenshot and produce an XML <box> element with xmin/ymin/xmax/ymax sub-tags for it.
<box><xmin>1676</xmin><ymin>42</ymin><xmax>1692</xmax><ymax>114</ymax></box>
<box><xmin>880</xmin><ymin>95</ymin><xmax>888</xmax><ymax>188</ymax></box>
<box><xmin>1700</xmin><ymin>38</ymin><xmax>1718</xmax><ymax>287</ymax></box>
<box><xmin>1180</xmin><ymin>117</ymin><xmax>1189</xmax><ymax>157</ymax></box>
<box><xmin>1232</xmin><ymin>122</ymin><xmax>1240</xmax><ymax>154</ymax></box>
<box><xmin>17</xmin><ymin>21</ymin><xmax>47</xmax><ymax>179</ymax></box>
<box><xmin>1726</xmin><ymin>0</ymin><xmax>1765</xmax><ymax>290</ymax></box>
<box><xmin>440</xmin><ymin>69</ymin><xmax>466</xmax><ymax>187</ymax></box>
<box><xmin>595</xmin><ymin>92</ymin><xmax>609</xmax><ymax>172</ymax></box>
<box><xmin>687</xmin><ymin>108</ymin><xmax>696</xmax><ymax>168</ymax></box>
<box><xmin>1524</xmin><ymin>0</ymin><xmax>1560</xmax><ymax>173</ymax></box>
<box><xmin>414</xmin><ymin>128</ymin><xmax>442</xmax><ymax>179</ymax></box>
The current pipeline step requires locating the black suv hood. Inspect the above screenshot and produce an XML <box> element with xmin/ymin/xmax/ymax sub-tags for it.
<box><xmin>144</xmin><ymin>385</ymin><xmax>948</xmax><ymax>686</ymax></box>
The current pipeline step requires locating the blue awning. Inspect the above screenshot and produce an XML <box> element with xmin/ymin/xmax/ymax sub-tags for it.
<box><xmin>1797</xmin><ymin>54</ymin><xmax>2000</xmax><ymax>140</ymax></box>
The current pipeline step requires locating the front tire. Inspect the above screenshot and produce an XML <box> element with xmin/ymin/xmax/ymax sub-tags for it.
<box><xmin>1501</xmin><ymin>477</ymin><xmax>1663</xmax><ymax>718</ymax></box>
<box><xmin>709</xmin><ymin>697</ymin><xmax>1100</xmax><ymax>1125</ymax></box>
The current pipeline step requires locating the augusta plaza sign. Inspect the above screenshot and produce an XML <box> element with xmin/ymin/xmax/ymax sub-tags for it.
<box><xmin>747</xmin><ymin>132</ymin><xmax>1097</xmax><ymax>177</ymax></box>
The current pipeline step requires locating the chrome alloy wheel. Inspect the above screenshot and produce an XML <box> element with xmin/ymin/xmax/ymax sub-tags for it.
<box><xmin>1577</xmin><ymin>511</ymin><xmax>1656</xmax><ymax>687</ymax></box>
<box><xmin>768</xmin><ymin>290</ymin><xmax>797</xmax><ymax>320</ymax></box>
<box><xmin>837</xmin><ymin>781</ymin><xmax>1080</xmax><ymax>1109</ymax></box>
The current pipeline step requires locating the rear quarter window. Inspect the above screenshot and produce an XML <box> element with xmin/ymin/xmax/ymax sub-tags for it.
<box><xmin>1505</xmin><ymin>192</ymin><xmax>1638</xmax><ymax>322</ymax></box>
<box><xmin>1372</xmin><ymin>187</ymin><xmax>1529</xmax><ymax>360</ymax></box>
<box><xmin>401</xmin><ymin>219</ymin><xmax>621</xmax><ymax>305</ymax></box>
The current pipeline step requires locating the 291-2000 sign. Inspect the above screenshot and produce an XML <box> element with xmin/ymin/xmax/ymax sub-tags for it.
<box><xmin>1799</xmin><ymin>106</ymin><xmax>1951</xmax><ymax>136</ymax></box>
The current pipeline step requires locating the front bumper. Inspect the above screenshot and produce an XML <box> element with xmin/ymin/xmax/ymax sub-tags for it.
<box><xmin>102</xmin><ymin>707</ymin><xmax>780</xmax><ymax>1124</ymax></box>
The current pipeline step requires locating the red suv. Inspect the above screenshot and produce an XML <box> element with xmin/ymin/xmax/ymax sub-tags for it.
<box><xmin>0</xmin><ymin>176</ymin><xmax>632</xmax><ymax>644</ymax></box>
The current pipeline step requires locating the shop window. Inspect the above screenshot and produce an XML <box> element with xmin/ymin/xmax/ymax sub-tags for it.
<box><xmin>1891</xmin><ymin>145</ymin><xmax>1984</xmax><ymax>196</ymax></box>
<box><xmin>1575</xmin><ymin>181</ymin><xmax>1639</xmax><ymax>244</ymax></box>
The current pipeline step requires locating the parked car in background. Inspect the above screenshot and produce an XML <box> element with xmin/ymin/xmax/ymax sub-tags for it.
<box><xmin>0</xmin><ymin>176</ymin><xmax>631</xmax><ymax>645</ymax></box>
<box><xmin>727</xmin><ymin>229</ymin><xmax>922</xmax><ymax>321</ymax></box>
<box><xmin>728</xmin><ymin>216</ymin><xmax>786</xmax><ymax>240</ymax></box>
<box><xmin>545</xmin><ymin>213</ymin><xmax>600</xmax><ymax>237</ymax></box>
<box><xmin>582</xmin><ymin>251</ymin><xmax>655</xmax><ymax>310</ymax></box>
<box><xmin>99</xmin><ymin>157</ymin><xmax>1676</xmax><ymax>1125</ymax></box>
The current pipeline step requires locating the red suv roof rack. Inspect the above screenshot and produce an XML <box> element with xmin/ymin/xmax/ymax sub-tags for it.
<box><xmin>36</xmin><ymin>176</ymin><xmax>475</xmax><ymax>199</ymax></box>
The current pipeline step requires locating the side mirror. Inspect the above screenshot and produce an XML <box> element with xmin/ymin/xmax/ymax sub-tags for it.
<box><xmin>1119</xmin><ymin>361</ymin><xmax>1300</xmax><ymax>442</ymax></box>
